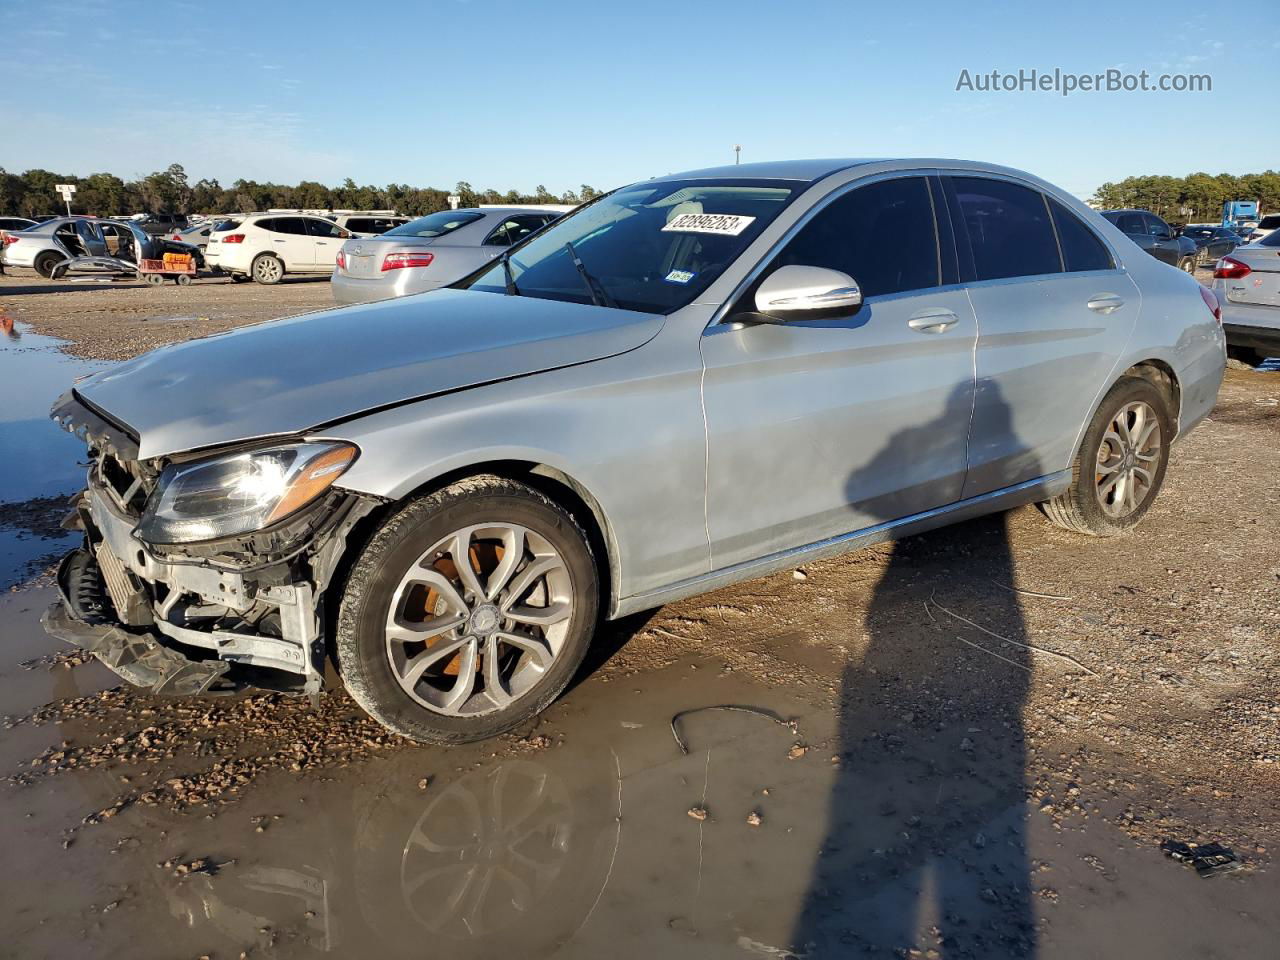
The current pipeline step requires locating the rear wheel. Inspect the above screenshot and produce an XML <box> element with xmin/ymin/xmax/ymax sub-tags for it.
<box><xmin>144</xmin><ymin>273</ymin><xmax>164</xmax><ymax>286</ymax></box>
<box><xmin>174</xmin><ymin>273</ymin><xmax>192</xmax><ymax>286</ymax></box>
<box><xmin>1042</xmin><ymin>377</ymin><xmax>1173</xmax><ymax>536</ymax></box>
<box><xmin>1178</xmin><ymin>256</ymin><xmax>1196</xmax><ymax>273</ymax></box>
<box><xmin>336</xmin><ymin>476</ymin><xmax>599</xmax><ymax>744</ymax></box>
<box><xmin>34</xmin><ymin>252</ymin><xmax>61</xmax><ymax>278</ymax></box>
<box><xmin>251</xmin><ymin>253</ymin><xmax>284</xmax><ymax>284</ymax></box>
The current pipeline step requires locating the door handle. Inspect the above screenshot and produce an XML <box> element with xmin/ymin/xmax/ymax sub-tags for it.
<box><xmin>907</xmin><ymin>308</ymin><xmax>959</xmax><ymax>333</ymax></box>
<box><xmin>1086</xmin><ymin>294</ymin><xmax>1125</xmax><ymax>314</ymax></box>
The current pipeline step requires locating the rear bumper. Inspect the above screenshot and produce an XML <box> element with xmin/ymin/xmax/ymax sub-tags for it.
<box><xmin>1220</xmin><ymin>299</ymin><xmax>1280</xmax><ymax>353</ymax></box>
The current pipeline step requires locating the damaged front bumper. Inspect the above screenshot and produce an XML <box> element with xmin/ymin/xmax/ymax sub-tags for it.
<box><xmin>40</xmin><ymin>390</ymin><xmax>381</xmax><ymax>699</ymax></box>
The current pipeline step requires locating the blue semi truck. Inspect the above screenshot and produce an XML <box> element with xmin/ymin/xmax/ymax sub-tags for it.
<box><xmin>1222</xmin><ymin>199</ymin><xmax>1260</xmax><ymax>232</ymax></box>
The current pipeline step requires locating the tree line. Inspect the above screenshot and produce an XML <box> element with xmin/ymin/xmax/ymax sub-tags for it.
<box><xmin>0</xmin><ymin>163</ymin><xmax>604</xmax><ymax>218</ymax></box>
<box><xmin>1089</xmin><ymin>170</ymin><xmax>1280</xmax><ymax>223</ymax></box>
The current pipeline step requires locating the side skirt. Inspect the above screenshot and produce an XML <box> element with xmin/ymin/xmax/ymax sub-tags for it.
<box><xmin>611</xmin><ymin>471</ymin><xmax>1072</xmax><ymax>618</ymax></box>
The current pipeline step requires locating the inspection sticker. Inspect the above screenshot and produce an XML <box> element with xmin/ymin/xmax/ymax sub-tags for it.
<box><xmin>662</xmin><ymin>213</ymin><xmax>756</xmax><ymax>236</ymax></box>
<box><xmin>664</xmin><ymin>269</ymin><xmax>696</xmax><ymax>284</ymax></box>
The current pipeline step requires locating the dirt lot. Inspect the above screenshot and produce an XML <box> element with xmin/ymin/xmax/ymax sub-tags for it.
<box><xmin>0</xmin><ymin>267</ymin><xmax>1277</xmax><ymax>959</ymax></box>
<box><xmin>0</xmin><ymin>272</ymin><xmax>335</xmax><ymax>360</ymax></box>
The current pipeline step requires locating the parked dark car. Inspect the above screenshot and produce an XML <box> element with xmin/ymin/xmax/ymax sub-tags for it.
<box><xmin>1100</xmin><ymin>209</ymin><xmax>1198</xmax><ymax>272</ymax></box>
<box><xmin>1179</xmin><ymin>225</ymin><xmax>1243</xmax><ymax>265</ymax></box>
<box><xmin>135</xmin><ymin>213</ymin><xmax>190</xmax><ymax>236</ymax></box>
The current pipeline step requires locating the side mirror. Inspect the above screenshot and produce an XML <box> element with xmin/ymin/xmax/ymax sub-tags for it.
<box><xmin>744</xmin><ymin>264</ymin><xmax>863</xmax><ymax>324</ymax></box>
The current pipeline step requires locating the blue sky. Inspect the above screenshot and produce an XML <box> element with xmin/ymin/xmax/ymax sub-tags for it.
<box><xmin>1</xmin><ymin>0</ymin><xmax>1276</xmax><ymax>200</ymax></box>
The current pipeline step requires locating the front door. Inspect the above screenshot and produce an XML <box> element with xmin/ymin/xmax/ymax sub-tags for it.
<box><xmin>306</xmin><ymin>217</ymin><xmax>349</xmax><ymax>270</ymax></box>
<box><xmin>700</xmin><ymin>175</ymin><xmax>977</xmax><ymax>569</ymax></box>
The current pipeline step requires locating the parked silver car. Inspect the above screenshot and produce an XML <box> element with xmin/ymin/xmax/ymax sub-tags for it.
<box><xmin>1212</xmin><ymin>229</ymin><xmax>1280</xmax><ymax>363</ymax></box>
<box><xmin>330</xmin><ymin>206</ymin><xmax>562</xmax><ymax>304</ymax></box>
<box><xmin>43</xmin><ymin>159</ymin><xmax>1224</xmax><ymax>743</ymax></box>
<box><xmin>3</xmin><ymin>216</ymin><xmax>200</xmax><ymax>277</ymax></box>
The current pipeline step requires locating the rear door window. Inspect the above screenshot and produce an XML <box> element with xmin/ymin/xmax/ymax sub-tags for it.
<box><xmin>949</xmin><ymin>177</ymin><xmax>1061</xmax><ymax>281</ymax></box>
<box><xmin>1048</xmin><ymin>199</ymin><xmax>1113</xmax><ymax>272</ymax></box>
<box><xmin>273</xmin><ymin>217</ymin><xmax>309</xmax><ymax>236</ymax></box>
<box><xmin>1114</xmin><ymin>213</ymin><xmax>1145</xmax><ymax>235</ymax></box>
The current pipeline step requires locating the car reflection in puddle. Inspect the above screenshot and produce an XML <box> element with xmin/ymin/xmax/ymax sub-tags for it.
<box><xmin>0</xmin><ymin>318</ymin><xmax>111</xmax><ymax>587</ymax></box>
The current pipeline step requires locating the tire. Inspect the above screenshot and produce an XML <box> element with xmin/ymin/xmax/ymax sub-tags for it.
<box><xmin>34</xmin><ymin>251</ymin><xmax>61</xmax><ymax>278</ymax></box>
<box><xmin>251</xmin><ymin>253</ymin><xmax>284</xmax><ymax>284</ymax></box>
<box><xmin>144</xmin><ymin>273</ymin><xmax>164</xmax><ymax>286</ymax></box>
<box><xmin>1178</xmin><ymin>256</ymin><xmax>1196</xmax><ymax>273</ymax></box>
<box><xmin>229</xmin><ymin>272</ymin><xmax>250</xmax><ymax>283</ymax></box>
<box><xmin>174</xmin><ymin>273</ymin><xmax>192</xmax><ymax>286</ymax></box>
<box><xmin>336</xmin><ymin>476</ymin><xmax>599</xmax><ymax>744</ymax></box>
<box><xmin>1041</xmin><ymin>376</ymin><xmax>1173</xmax><ymax>536</ymax></box>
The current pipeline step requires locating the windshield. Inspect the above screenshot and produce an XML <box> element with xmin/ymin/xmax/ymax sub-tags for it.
<box><xmin>385</xmin><ymin>211</ymin><xmax>483</xmax><ymax>239</ymax></box>
<box><xmin>467</xmin><ymin>179</ymin><xmax>803</xmax><ymax>313</ymax></box>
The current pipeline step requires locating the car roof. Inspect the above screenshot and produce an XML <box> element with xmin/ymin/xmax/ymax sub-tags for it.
<box><xmin>1100</xmin><ymin>209</ymin><xmax>1155</xmax><ymax>215</ymax></box>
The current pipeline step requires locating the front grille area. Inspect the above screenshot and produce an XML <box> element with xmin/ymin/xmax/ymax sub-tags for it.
<box><xmin>95</xmin><ymin>450</ymin><xmax>154</xmax><ymax>516</ymax></box>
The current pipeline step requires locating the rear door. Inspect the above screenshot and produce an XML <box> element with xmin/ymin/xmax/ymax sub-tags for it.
<box><xmin>946</xmin><ymin>175</ymin><xmax>1138</xmax><ymax>494</ymax></box>
<box><xmin>701</xmin><ymin>174</ymin><xmax>978</xmax><ymax>566</ymax></box>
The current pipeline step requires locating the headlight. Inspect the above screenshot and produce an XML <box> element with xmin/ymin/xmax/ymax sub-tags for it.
<box><xmin>136</xmin><ymin>441</ymin><xmax>357</xmax><ymax>544</ymax></box>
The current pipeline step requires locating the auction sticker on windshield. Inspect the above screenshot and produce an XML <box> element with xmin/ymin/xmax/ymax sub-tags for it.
<box><xmin>662</xmin><ymin>213</ymin><xmax>756</xmax><ymax>236</ymax></box>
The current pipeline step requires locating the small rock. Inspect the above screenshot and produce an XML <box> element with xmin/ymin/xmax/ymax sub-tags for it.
<box><xmin>687</xmin><ymin>805</ymin><xmax>708</xmax><ymax>821</ymax></box>
<box><xmin>792</xmin><ymin>570</ymin><xmax>807</xmax><ymax>580</ymax></box>
<box><xmin>746</xmin><ymin>811</ymin><xmax>763</xmax><ymax>827</ymax></box>
<box><xmin>788</xmin><ymin>744</ymin><xmax>808</xmax><ymax>760</ymax></box>
<box><xmin>418</xmin><ymin>778</ymin><xmax>431</xmax><ymax>791</ymax></box>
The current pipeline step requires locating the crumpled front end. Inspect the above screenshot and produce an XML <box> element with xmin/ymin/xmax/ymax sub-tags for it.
<box><xmin>43</xmin><ymin>391</ymin><xmax>380</xmax><ymax>697</ymax></box>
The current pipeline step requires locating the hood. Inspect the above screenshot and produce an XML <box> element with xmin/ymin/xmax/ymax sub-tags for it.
<box><xmin>73</xmin><ymin>289</ymin><xmax>663</xmax><ymax>459</ymax></box>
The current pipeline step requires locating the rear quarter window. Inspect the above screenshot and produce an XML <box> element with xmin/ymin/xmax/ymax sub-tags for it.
<box><xmin>1048</xmin><ymin>199</ymin><xmax>1113</xmax><ymax>272</ymax></box>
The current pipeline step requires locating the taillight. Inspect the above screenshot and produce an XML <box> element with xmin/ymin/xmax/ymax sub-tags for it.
<box><xmin>381</xmin><ymin>252</ymin><xmax>434</xmax><ymax>272</ymax></box>
<box><xmin>1213</xmin><ymin>256</ymin><xmax>1251</xmax><ymax>279</ymax></box>
<box><xmin>222</xmin><ymin>234</ymin><xmax>245</xmax><ymax>244</ymax></box>
<box><xmin>1</xmin><ymin>235</ymin><xmax>18</xmax><ymax>245</ymax></box>
<box><xmin>335</xmin><ymin>250</ymin><xmax>346</xmax><ymax>271</ymax></box>
<box><xmin>1198</xmin><ymin>284</ymin><xmax>1221</xmax><ymax>324</ymax></box>
<box><xmin>171</xmin><ymin>233</ymin><xmax>182</xmax><ymax>240</ymax></box>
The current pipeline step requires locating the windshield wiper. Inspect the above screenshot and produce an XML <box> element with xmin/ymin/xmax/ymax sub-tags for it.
<box><xmin>564</xmin><ymin>241</ymin><xmax>616</xmax><ymax>309</ymax></box>
<box><xmin>502</xmin><ymin>253</ymin><xmax>519</xmax><ymax>296</ymax></box>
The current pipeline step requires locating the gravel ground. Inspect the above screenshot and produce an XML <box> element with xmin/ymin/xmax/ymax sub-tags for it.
<box><xmin>0</xmin><ymin>271</ymin><xmax>336</xmax><ymax>360</ymax></box>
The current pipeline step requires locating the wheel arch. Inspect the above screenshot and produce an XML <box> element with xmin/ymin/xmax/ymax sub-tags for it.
<box><xmin>363</xmin><ymin>459</ymin><xmax>621</xmax><ymax>621</ymax></box>
<box><xmin>1119</xmin><ymin>358</ymin><xmax>1182</xmax><ymax>433</ymax></box>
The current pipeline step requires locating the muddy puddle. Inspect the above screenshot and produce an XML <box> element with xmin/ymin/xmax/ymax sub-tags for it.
<box><xmin>0</xmin><ymin>319</ymin><xmax>110</xmax><ymax>588</ymax></box>
<box><xmin>2</xmin><ymin>583</ymin><xmax>1276</xmax><ymax>960</ymax></box>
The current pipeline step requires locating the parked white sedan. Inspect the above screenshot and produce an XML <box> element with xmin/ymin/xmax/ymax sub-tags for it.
<box><xmin>205</xmin><ymin>214</ymin><xmax>353</xmax><ymax>284</ymax></box>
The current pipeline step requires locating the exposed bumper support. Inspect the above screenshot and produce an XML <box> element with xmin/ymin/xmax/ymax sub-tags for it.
<box><xmin>42</xmin><ymin>599</ymin><xmax>234</xmax><ymax>696</ymax></box>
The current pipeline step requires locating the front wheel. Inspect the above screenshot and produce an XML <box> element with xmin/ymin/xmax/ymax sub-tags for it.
<box><xmin>336</xmin><ymin>476</ymin><xmax>599</xmax><ymax>744</ymax></box>
<box><xmin>1041</xmin><ymin>377</ymin><xmax>1173</xmax><ymax>536</ymax></box>
<box><xmin>251</xmin><ymin>253</ymin><xmax>284</xmax><ymax>284</ymax></box>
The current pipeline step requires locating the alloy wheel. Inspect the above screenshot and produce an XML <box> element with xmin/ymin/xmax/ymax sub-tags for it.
<box><xmin>384</xmin><ymin>523</ymin><xmax>572</xmax><ymax>716</ymax></box>
<box><xmin>1094</xmin><ymin>400</ymin><xmax>1162</xmax><ymax>518</ymax></box>
<box><xmin>254</xmin><ymin>256</ymin><xmax>282</xmax><ymax>282</ymax></box>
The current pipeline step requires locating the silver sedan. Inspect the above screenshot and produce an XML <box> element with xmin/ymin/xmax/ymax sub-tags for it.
<box><xmin>330</xmin><ymin>206</ymin><xmax>562</xmax><ymax>304</ymax></box>
<box><xmin>1212</xmin><ymin>229</ymin><xmax>1280</xmax><ymax>364</ymax></box>
<box><xmin>44</xmin><ymin>158</ymin><xmax>1224</xmax><ymax>744</ymax></box>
